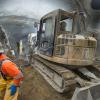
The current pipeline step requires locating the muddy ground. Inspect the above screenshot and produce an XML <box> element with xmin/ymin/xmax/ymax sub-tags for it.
<box><xmin>18</xmin><ymin>66</ymin><xmax>73</xmax><ymax>100</ymax></box>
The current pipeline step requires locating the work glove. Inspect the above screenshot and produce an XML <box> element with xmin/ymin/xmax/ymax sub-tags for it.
<box><xmin>10</xmin><ymin>84</ymin><xmax>17</xmax><ymax>96</ymax></box>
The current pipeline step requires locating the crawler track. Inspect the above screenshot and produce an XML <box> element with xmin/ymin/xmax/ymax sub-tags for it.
<box><xmin>33</xmin><ymin>55</ymin><xmax>100</xmax><ymax>93</ymax></box>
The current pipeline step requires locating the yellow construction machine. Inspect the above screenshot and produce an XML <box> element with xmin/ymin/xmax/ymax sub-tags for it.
<box><xmin>34</xmin><ymin>9</ymin><xmax>100</xmax><ymax>100</ymax></box>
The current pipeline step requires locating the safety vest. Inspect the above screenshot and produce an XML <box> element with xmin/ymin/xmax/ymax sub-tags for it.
<box><xmin>0</xmin><ymin>58</ymin><xmax>13</xmax><ymax>80</ymax></box>
<box><xmin>0</xmin><ymin>58</ymin><xmax>23</xmax><ymax>81</ymax></box>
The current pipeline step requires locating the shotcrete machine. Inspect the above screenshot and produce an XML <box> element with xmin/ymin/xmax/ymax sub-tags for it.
<box><xmin>34</xmin><ymin>9</ymin><xmax>100</xmax><ymax>100</ymax></box>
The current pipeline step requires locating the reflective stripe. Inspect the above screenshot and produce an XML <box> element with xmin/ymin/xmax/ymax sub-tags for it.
<box><xmin>14</xmin><ymin>72</ymin><xmax>23</xmax><ymax>80</ymax></box>
<box><xmin>2</xmin><ymin>60</ymin><xmax>11</xmax><ymax>65</ymax></box>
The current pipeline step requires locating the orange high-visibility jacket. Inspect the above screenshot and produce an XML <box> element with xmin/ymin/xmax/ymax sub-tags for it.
<box><xmin>0</xmin><ymin>54</ymin><xmax>24</xmax><ymax>86</ymax></box>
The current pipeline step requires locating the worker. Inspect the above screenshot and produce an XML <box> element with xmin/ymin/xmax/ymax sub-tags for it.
<box><xmin>0</xmin><ymin>42</ymin><xmax>24</xmax><ymax>100</ymax></box>
<box><xmin>60</xmin><ymin>21</ymin><xmax>67</xmax><ymax>31</ymax></box>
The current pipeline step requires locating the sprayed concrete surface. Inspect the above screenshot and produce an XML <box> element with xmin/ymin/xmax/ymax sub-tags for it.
<box><xmin>18</xmin><ymin>66</ymin><xmax>73</xmax><ymax>100</ymax></box>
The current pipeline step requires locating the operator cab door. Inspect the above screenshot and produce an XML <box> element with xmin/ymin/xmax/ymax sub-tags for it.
<box><xmin>38</xmin><ymin>16</ymin><xmax>55</xmax><ymax>56</ymax></box>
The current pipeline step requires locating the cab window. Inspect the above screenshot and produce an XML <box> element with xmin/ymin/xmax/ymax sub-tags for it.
<box><xmin>60</xmin><ymin>15</ymin><xmax>73</xmax><ymax>32</ymax></box>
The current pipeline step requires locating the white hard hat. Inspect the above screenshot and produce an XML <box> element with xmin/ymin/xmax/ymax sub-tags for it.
<box><xmin>0</xmin><ymin>42</ymin><xmax>4</xmax><ymax>53</ymax></box>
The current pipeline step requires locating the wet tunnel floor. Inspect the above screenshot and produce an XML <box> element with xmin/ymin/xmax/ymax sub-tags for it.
<box><xmin>18</xmin><ymin>66</ymin><xmax>73</xmax><ymax>100</ymax></box>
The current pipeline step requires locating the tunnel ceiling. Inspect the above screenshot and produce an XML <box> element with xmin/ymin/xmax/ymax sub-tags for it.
<box><xmin>0</xmin><ymin>16</ymin><xmax>39</xmax><ymax>47</ymax></box>
<box><xmin>0</xmin><ymin>0</ymin><xmax>76</xmax><ymax>19</ymax></box>
<box><xmin>0</xmin><ymin>15</ymin><xmax>38</xmax><ymax>41</ymax></box>
<box><xmin>0</xmin><ymin>0</ymin><xmax>76</xmax><ymax>42</ymax></box>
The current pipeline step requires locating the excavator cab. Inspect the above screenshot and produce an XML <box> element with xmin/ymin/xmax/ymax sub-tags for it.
<box><xmin>37</xmin><ymin>9</ymin><xmax>96</xmax><ymax>67</ymax></box>
<box><xmin>38</xmin><ymin>9</ymin><xmax>76</xmax><ymax>56</ymax></box>
<box><xmin>38</xmin><ymin>9</ymin><xmax>74</xmax><ymax>56</ymax></box>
